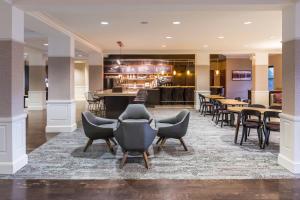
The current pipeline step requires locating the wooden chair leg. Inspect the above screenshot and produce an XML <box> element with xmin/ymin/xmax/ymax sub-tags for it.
<box><xmin>105</xmin><ymin>139</ymin><xmax>114</xmax><ymax>153</ymax></box>
<box><xmin>83</xmin><ymin>139</ymin><xmax>93</xmax><ymax>152</ymax></box>
<box><xmin>143</xmin><ymin>152</ymin><xmax>149</xmax><ymax>169</ymax></box>
<box><xmin>179</xmin><ymin>138</ymin><xmax>188</xmax><ymax>151</ymax></box>
<box><xmin>120</xmin><ymin>151</ymin><xmax>128</xmax><ymax>169</ymax></box>
<box><xmin>156</xmin><ymin>137</ymin><xmax>163</xmax><ymax>145</ymax></box>
<box><xmin>158</xmin><ymin>138</ymin><xmax>167</xmax><ymax>150</ymax></box>
<box><xmin>110</xmin><ymin>138</ymin><xmax>117</xmax><ymax>145</ymax></box>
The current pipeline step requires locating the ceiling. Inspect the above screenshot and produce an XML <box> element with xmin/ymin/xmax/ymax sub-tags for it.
<box><xmin>17</xmin><ymin>0</ymin><xmax>290</xmax><ymax>52</ymax></box>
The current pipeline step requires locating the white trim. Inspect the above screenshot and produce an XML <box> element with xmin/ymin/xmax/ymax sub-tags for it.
<box><xmin>278</xmin><ymin>154</ymin><xmax>300</xmax><ymax>174</ymax></box>
<box><xmin>278</xmin><ymin>113</ymin><xmax>300</xmax><ymax>174</ymax></box>
<box><xmin>0</xmin><ymin>113</ymin><xmax>27</xmax><ymax>174</ymax></box>
<box><xmin>0</xmin><ymin>154</ymin><xmax>28</xmax><ymax>174</ymax></box>
<box><xmin>47</xmin><ymin>99</ymin><xmax>76</xmax><ymax>104</ymax></box>
<box><xmin>280</xmin><ymin>113</ymin><xmax>300</xmax><ymax>122</ymax></box>
<box><xmin>28</xmin><ymin>91</ymin><xmax>46</xmax><ymax>110</ymax></box>
<box><xmin>46</xmin><ymin>100</ymin><xmax>77</xmax><ymax>133</ymax></box>
<box><xmin>0</xmin><ymin>113</ymin><xmax>27</xmax><ymax>123</ymax></box>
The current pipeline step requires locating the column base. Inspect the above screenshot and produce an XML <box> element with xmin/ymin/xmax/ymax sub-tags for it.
<box><xmin>194</xmin><ymin>90</ymin><xmax>210</xmax><ymax>110</ymax></box>
<box><xmin>0</xmin><ymin>114</ymin><xmax>28</xmax><ymax>174</ymax></box>
<box><xmin>278</xmin><ymin>113</ymin><xmax>300</xmax><ymax>174</ymax></box>
<box><xmin>28</xmin><ymin>91</ymin><xmax>46</xmax><ymax>110</ymax></box>
<box><xmin>46</xmin><ymin>100</ymin><xmax>77</xmax><ymax>133</ymax></box>
<box><xmin>251</xmin><ymin>90</ymin><xmax>269</xmax><ymax>106</ymax></box>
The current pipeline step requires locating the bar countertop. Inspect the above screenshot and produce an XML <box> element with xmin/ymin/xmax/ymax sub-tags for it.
<box><xmin>95</xmin><ymin>89</ymin><xmax>138</xmax><ymax>97</ymax></box>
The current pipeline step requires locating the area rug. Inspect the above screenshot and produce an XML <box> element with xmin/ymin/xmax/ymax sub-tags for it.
<box><xmin>0</xmin><ymin>108</ymin><xmax>297</xmax><ymax>179</ymax></box>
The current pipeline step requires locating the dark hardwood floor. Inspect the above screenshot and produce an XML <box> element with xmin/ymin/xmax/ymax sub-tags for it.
<box><xmin>1</xmin><ymin>105</ymin><xmax>299</xmax><ymax>200</ymax></box>
<box><xmin>1</xmin><ymin>179</ymin><xmax>300</xmax><ymax>200</ymax></box>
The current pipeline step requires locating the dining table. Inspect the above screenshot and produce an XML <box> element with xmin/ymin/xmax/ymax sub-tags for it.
<box><xmin>218</xmin><ymin>99</ymin><xmax>248</xmax><ymax>106</ymax></box>
<box><xmin>204</xmin><ymin>95</ymin><xmax>225</xmax><ymax>100</ymax></box>
<box><xmin>227</xmin><ymin>106</ymin><xmax>282</xmax><ymax>144</ymax></box>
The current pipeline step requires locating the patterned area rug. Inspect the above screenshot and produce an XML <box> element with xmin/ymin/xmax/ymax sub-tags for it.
<box><xmin>0</xmin><ymin>108</ymin><xmax>297</xmax><ymax>179</ymax></box>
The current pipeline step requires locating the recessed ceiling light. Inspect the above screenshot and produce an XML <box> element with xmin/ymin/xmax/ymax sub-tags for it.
<box><xmin>165</xmin><ymin>36</ymin><xmax>173</xmax><ymax>39</ymax></box>
<box><xmin>217</xmin><ymin>36</ymin><xmax>224</xmax><ymax>39</ymax></box>
<box><xmin>100</xmin><ymin>21</ymin><xmax>109</xmax><ymax>25</ymax></box>
<box><xmin>244</xmin><ymin>21</ymin><xmax>252</xmax><ymax>25</ymax></box>
<box><xmin>43</xmin><ymin>43</ymin><xmax>48</xmax><ymax>46</ymax></box>
<box><xmin>203</xmin><ymin>44</ymin><xmax>208</xmax><ymax>48</ymax></box>
<box><xmin>161</xmin><ymin>45</ymin><xmax>167</xmax><ymax>48</ymax></box>
<box><xmin>172</xmin><ymin>21</ymin><xmax>181</xmax><ymax>25</ymax></box>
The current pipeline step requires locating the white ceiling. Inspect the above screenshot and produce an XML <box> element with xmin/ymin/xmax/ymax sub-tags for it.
<box><xmin>16</xmin><ymin>0</ymin><xmax>289</xmax><ymax>52</ymax></box>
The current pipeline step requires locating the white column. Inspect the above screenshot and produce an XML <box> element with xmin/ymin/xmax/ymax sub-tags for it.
<box><xmin>88</xmin><ymin>53</ymin><xmax>103</xmax><ymax>91</ymax></box>
<box><xmin>194</xmin><ymin>52</ymin><xmax>210</xmax><ymax>110</ymax></box>
<box><xmin>27</xmin><ymin>49</ymin><xmax>46</xmax><ymax>110</ymax></box>
<box><xmin>0</xmin><ymin>2</ymin><xmax>27</xmax><ymax>174</ymax></box>
<box><xmin>46</xmin><ymin>34</ymin><xmax>77</xmax><ymax>133</ymax></box>
<box><xmin>251</xmin><ymin>52</ymin><xmax>269</xmax><ymax>106</ymax></box>
<box><xmin>278</xmin><ymin>1</ymin><xmax>300</xmax><ymax>174</ymax></box>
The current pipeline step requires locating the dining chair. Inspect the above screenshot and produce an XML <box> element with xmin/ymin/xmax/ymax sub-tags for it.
<box><xmin>262</xmin><ymin>111</ymin><xmax>280</xmax><ymax>149</ymax></box>
<box><xmin>240</xmin><ymin>109</ymin><xmax>263</xmax><ymax>148</ymax></box>
<box><xmin>269</xmin><ymin>105</ymin><xmax>282</xmax><ymax>110</ymax></box>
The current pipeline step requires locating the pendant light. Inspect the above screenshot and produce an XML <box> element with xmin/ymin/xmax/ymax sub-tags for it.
<box><xmin>116</xmin><ymin>41</ymin><xmax>124</xmax><ymax>66</ymax></box>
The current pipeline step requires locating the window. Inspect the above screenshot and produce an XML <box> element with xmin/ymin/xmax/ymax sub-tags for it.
<box><xmin>268</xmin><ymin>66</ymin><xmax>274</xmax><ymax>91</ymax></box>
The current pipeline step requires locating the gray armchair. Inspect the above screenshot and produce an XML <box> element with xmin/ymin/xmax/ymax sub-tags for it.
<box><xmin>114</xmin><ymin>121</ymin><xmax>157</xmax><ymax>169</ymax></box>
<box><xmin>118</xmin><ymin>104</ymin><xmax>153</xmax><ymax>123</ymax></box>
<box><xmin>81</xmin><ymin>112</ymin><xmax>118</xmax><ymax>153</ymax></box>
<box><xmin>155</xmin><ymin>110</ymin><xmax>190</xmax><ymax>151</ymax></box>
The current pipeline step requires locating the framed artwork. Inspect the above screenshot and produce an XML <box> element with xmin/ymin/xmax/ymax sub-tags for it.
<box><xmin>232</xmin><ymin>70</ymin><xmax>252</xmax><ymax>81</ymax></box>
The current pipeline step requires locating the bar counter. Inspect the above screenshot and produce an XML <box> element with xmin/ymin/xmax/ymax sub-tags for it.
<box><xmin>95</xmin><ymin>89</ymin><xmax>137</xmax><ymax>118</ymax></box>
<box><xmin>95</xmin><ymin>89</ymin><xmax>137</xmax><ymax>97</ymax></box>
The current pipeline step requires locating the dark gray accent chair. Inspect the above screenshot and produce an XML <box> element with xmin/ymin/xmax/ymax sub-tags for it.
<box><xmin>155</xmin><ymin>110</ymin><xmax>190</xmax><ymax>151</ymax></box>
<box><xmin>118</xmin><ymin>104</ymin><xmax>153</xmax><ymax>123</ymax></box>
<box><xmin>81</xmin><ymin>112</ymin><xmax>118</xmax><ymax>153</ymax></box>
<box><xmin>114</xmin><ymin>121</ymin><xmax>157</xmax><ymax>169</ymax></box>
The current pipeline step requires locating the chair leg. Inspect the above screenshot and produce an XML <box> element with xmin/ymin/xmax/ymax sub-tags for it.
<box><xmin>105</xmin><ymin>139</ymin><xmax>114</xmax><ymax>153</ymax></box>
<box><xmin>240</xmin><ymin>128</ymin><xmax>246</xmax><ymax>145</ymax></box>
<box><xmin>156</xmin><ymin>137</ymin><xmax>163</xmax><ymax>145</ymax></box>
<box><xmin>158</xmin><ymin>138</ymin><xmax>167</xmax><ymax>150</ymax></box>
<box><xmin>143</xmin><ymin>152</ymin><xmax>149</xmax><ymax>169</ymax></box>
<box><xmin>247</xmin><ymin>128</ymin><xmax>251</xmax><ymax>136</ymax></box>
<box><xmin>110</xmin><ymin>138</ymin><xmax>117</xmax><ymax>145</ymax></box>
<box><xmin>179</xmin><ymin>138</ymin><xmax>188</xmax><ymax>151</ymax></box>
<box><xmin>221</xmin><ymin>113</ymin><xmax>224</xmax><ymax>128</ymax></box>
<box><xmin>83</xmin><ymin>139</ymin><xmax>93</xmax><ymax>152</ymax></box>
<box><xmin>120</xmin><ymin>151</ymin><xmax>128</xmax><ymax>169</ymax></box>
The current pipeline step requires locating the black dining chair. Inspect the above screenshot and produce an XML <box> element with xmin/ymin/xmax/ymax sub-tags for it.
<box><xmin>214</xmin><ymin>100</ymin><xmax>232</xmax><ymax>127</ymax></box>
<box><xmin>198</xmin><ymin>94</ymin><xmax>213</xmax><ymax>116</ymax></box>
<box><xmin>262</xmin><ymin>111</ymin><xmax>280</xmax><ymax>149</ymax></box>
<box><xmin>240</xmin><ymin>109</ymin><xmax>263</xmax><ymax>148</ymax></box>
<box><xmin>269</xmin><ymin>105</ymin><xmax>282</xmax><ymax>110</ymax></box>
<box><xmin>249</xmin><ymin>104</ymin><xmax>266</xmax><ymax>108</ymax></box>
<box><xmin>234</xmin><ymin>97</ymin><xmax>242</xmax><ymax>101</ymax></box>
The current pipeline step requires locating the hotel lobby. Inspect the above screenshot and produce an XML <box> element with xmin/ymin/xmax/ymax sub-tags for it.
<box><xmin>1</xmin><ymin>0</ymin><xmax>300</xmax><ymax>199</ymax></box>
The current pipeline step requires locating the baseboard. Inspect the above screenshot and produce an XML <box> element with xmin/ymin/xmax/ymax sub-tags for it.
<box><xmin>278</xmin><ymin>154</ymin><xmax>300</xmax><ymax>174</ymax></box>
<box><xmin>0</xmin><ymin>154</ymin><xmax>28</xmax><ymax>175</ymax></box>
<box><xmin>45</xmin><ymin>123</ymin><xmax>77</xmax><ymax>133</ymax></box>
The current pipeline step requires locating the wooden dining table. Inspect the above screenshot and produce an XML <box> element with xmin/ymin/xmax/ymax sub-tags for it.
<box><xmin>227</xmin><ymin>106</ymin><xmax>282</xmax><ymax>144</ymax></box>
<box><xmin>204</xmin><ymin>95</ymin><xmax>225</xmax><ymax>99</ymax></box>
<box><xmin>218</xmin><ymin>99</ymin><xmax>248</xmax><ymax>106</ymax></box>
